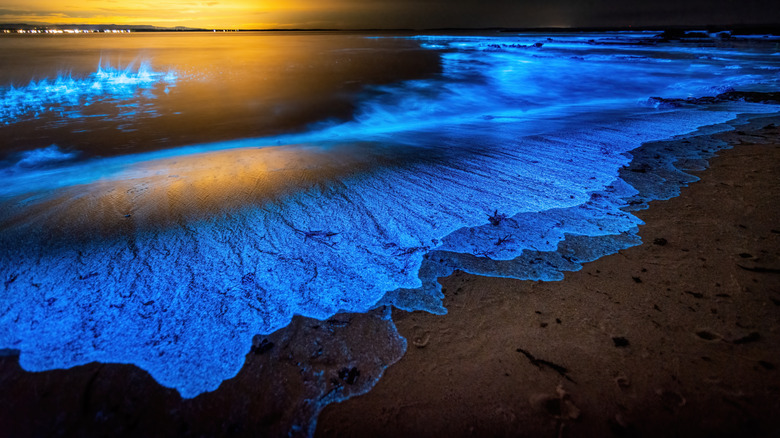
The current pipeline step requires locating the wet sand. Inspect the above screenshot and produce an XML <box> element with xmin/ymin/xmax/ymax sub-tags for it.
<box><xmin>317</xmin><ymin>124</ymin><xmax>780</xmax><ymax>436</ymax></box>
<box><xmin>0</xmin><ymin>123</ymin><xmax>778</xmax><ymax>437</ymax></box>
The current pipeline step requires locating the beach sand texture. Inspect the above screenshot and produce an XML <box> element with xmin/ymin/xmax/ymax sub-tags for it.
<box><xmin>0</xmin><ymin>121</ymin><xmax>778</xmax><ymax>437</ymax></box>
<box><xmin>318</xmin><ymin>122</ymin><xmax>780</xmax><ymax>437</ymax></box>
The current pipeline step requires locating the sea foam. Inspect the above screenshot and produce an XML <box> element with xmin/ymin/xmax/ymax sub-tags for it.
<box><xmin>1</xmin><ymin>33</ymin><xmax>780</xmax><ymax>401</ymax></box>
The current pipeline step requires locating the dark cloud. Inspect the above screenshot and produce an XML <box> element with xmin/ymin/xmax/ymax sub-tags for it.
<box><xmin>276</xmin><ymin>0</ymin><xmax>780</xmax><ymax>29</ymax></box>
<box><xmin>281</xmin><ymin>1</ymin><xmax>559</xmax><ymax>29</ymax></box>
<box><xmin>564</xmin><ymin>0</ymin><xmax>778</xmax><ymax>27</ymax></box>
<box><xmin>1</xmin><ymin>0</ymin><xmax>778</xmax><ymax>29</ymax></box>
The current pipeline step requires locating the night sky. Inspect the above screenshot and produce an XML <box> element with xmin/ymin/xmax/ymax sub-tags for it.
<box><xmin>0</xmin><ymin>0</ymin><xmax>778</xmax><ymax>30</ymax></box>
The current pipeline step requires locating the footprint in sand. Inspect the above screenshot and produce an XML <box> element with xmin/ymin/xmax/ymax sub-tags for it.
<box><xmin>614</xmin><ymin>374</ymin><xmax>630</xmax><ymax>390</ymax></box>
<box><xmin>411</xmin><ymin>326</ymin><xmax>431</xmax><ymax>348</ymax></box>
<box><xmin>529</xmin><ymin>385</ymin><xmax>580</xmax><ymax>420</ymax></box>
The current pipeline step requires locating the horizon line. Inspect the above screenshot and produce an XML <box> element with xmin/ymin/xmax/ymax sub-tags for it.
<box><xmin>2</xmin><ymin>22</ymin><xmax>780</xmax><ymax>33</ymax></box>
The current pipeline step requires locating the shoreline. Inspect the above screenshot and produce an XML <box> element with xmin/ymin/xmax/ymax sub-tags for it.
<box><xmin>1</xmin><ymin>117</ymin><xmax>779</xmax><ymax>436</ymax></box>
<box><xmin>317</xmin><ymin>120</ymin><xmax>780</xmax><ymax>436</ymax></box>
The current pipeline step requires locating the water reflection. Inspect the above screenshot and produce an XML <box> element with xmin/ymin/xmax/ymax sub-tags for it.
<box><xmin>0</xmin><ymin>140</ymin><xmax>448</xmax><ymax>241</ymax></box>
<box><xmin>1</xmin><ymin>32</ymin><xmax>780</xmax><ymax>402</ymax></box>
<box><xmin>0</xmin><ymin>32</ymin><xmax>440</xmax><ymax>160</ymax></box>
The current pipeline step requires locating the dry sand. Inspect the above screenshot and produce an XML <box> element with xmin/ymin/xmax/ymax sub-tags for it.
<box><xmin>317</xmin><ymin>123</ymin><xmax>780</xmax><ymax>437</ymax></box>
<box><xmin>0</xmin><ymin>121</ymin><xmax>778</xmax><ymax>438</ymax></box>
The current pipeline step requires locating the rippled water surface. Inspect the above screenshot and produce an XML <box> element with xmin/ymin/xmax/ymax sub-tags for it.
<box><xmin>1</xmin><ymin>31</ymin><xmax>779</xmax><ymax>404</ymax></box>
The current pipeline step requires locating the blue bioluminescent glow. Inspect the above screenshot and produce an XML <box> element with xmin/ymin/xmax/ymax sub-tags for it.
<box><xmin>0</xmin><ymin>60</ymin><xmax>177</xmax><ymax>125</ymax></box>
<box><xmin>11</xmin><ymin>144</ymin><xmax>78</xmax><ymax>169</ymax></box>
<box><xmin>1</xmin><ymin>33</ymin><xmax>780</xmax><ymax>408</ymax></box>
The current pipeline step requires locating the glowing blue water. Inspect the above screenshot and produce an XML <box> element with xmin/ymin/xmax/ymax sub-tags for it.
<box><xmin>0</xmin><ymin>61</ymin><xmax>177</xmax><ymax>125</ymax></box>
<box><xmin>1</xmin><ymin>33</ymin><xmax>780</xmax><ymax>400</ymax></box>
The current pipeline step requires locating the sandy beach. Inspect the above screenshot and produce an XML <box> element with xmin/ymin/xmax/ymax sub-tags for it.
<box><xmin>0</xmin><ymin>118</ymin><xmax>778</xmax><ymax>437</ymax></box>
<box><xmin>318</xmin><ymin>120</ymin><xmax>780</xmax><ymax>437</ymax></box>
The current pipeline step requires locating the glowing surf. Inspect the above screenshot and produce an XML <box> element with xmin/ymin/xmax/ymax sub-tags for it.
<box><xmin>1</xmin><ymin>32</ymin><xmax>779</xmax><ymax>409</ymax></box>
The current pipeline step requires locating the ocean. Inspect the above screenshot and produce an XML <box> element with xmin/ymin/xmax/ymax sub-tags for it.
<box><xmin>1</xmin><ymin>30</ymin><xmax>779</xmax><ymax>433</ymax></box>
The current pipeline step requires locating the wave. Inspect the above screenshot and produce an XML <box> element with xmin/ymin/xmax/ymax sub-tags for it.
<box><xmin>8</xmin><ymin>144</ymin><xmax>79</xmax><ymax>169</ymax></box>
<box><xmin>0</xmin><ymin>60</ymin><xmax>177</xmax><ymax>125</ymax></box>
<box><xmin>1</xmin><ymin>33</ymin><xmax>780</xmax><ymax>407</ymax></box>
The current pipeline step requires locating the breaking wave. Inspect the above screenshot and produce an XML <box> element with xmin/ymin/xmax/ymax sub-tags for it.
<box><xmin>1</xmin><ymin>33</ymin><xmax>780</xmax><ymax>407</ymax></box>
<box><xmin>8</xmin><ymin>144</ymin><xmax>78</xmax><ymax>169</ymax></box>
<box><xmin>0</xmin><ymin>60</ymin><xmax>177</xmax><ymax>124</ymax></box>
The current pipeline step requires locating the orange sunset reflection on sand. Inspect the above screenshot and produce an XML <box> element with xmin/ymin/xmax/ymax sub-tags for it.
<box><xmin>0</xmin><ymin>141</ymin><xmax>431</xmax><ymax>241</ymax></box>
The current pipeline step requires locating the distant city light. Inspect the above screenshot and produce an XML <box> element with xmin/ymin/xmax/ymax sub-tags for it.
<box><xmin>2</xmin><ymin>28</ymin><xmax>130</xmax><ymax>34</ymax></box>
<box><xmin>0</xmin><ymin>28</ymin><xmax>246</xmax><ymax>34</ymax></box>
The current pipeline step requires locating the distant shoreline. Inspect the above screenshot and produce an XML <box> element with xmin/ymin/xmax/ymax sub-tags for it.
<box><xmin>1</xmin><ymin>23</ymin><xmax>780</xmax><ymax>35</ymax></box>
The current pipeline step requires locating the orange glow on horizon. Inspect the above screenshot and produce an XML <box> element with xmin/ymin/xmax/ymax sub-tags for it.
<box><xmin>0</xmin><ymin>1</ymin><xmax>773</xmax><ymax>32</ymax></box>
<box><xmin>0</xmin><ymin>1</ymin><xmax>376</xmax><ymax>30</ymax></box>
